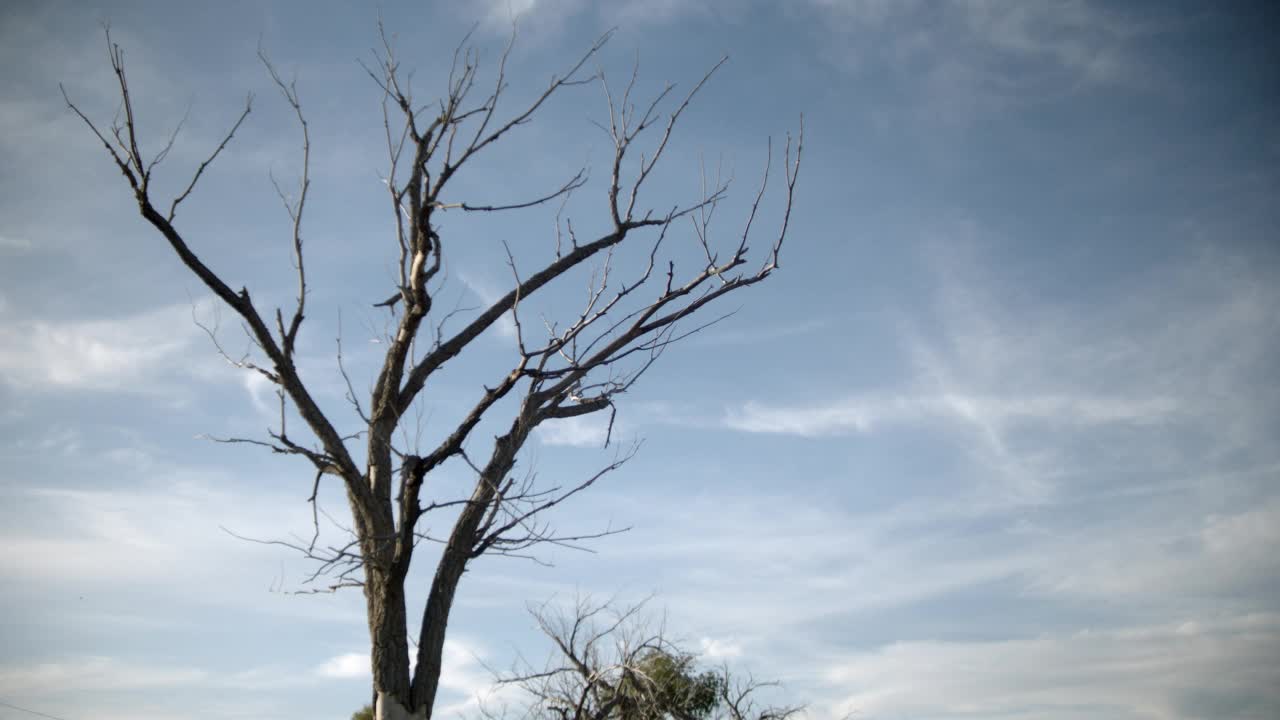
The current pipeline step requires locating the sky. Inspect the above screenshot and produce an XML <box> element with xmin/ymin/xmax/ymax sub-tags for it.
<box><xmin>1</xmin><ymin>1</ymin><xmax>1278</xmax><ymax>719</ymax></box>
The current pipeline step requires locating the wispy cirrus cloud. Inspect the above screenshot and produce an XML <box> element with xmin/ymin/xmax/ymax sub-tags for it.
<box><xmin>0</xmin><ymin>233</ymin><xmax>31</xmax><ymax>251</ymax></box>
<box><xmin>472</xmin><ymin>0</ymin><xmax>588</xmax><ymax>40</ymax></box>
<box><xmin>314</xmin><ymin>637</ymin><xmax>501</xmax><ymax>715</ymax></box>
<box><xmin>625</xmin><ymin>238</ymin><xmax>1280</xmax><ymax>716</ymax></box>
<box><xmin>472</xmin><ymin>0</ymin><xmax>712</xmax><ymax>36</ymax></box>
<box><xmin>725</xmin><ymin>392</ymin><xmax>1177</xmax><ymax>436</ymax></box>
<box><xmin>698</xmin><ymin>636</ymin><xmax>743</xmax><ymax>659</ymax></box>
<box><xmin>0</xmin><ymin>451</ymin><xmax>359</xmax><ymax>617</ymax></box>
<box><xmin>0</xmin><ymin>655</ymin><xmax>328</xmax><ymax>696</ymax></box>
<box><xmin>1032</xmin><ymin>493</ymin><xmax>1280</xmax><ymax>601</ymax></box>
<box><xmin>456</xmin><ymin>269</ymin><xmax>519</xmax><ymax>341</ymax></box>
<box><xmin>536</xmin><ymin>413</ymin><xmax>613</xmax><ymax>447</ymax></box>
<box><xmin>802</xmin><ymin>0</ymin><xmax>1178</xmax><ymax>130</ymax></box>
<box><xmin>0</xmin><ymin>656</ymin><xmax>209</xmax><ymax>695</ymax></box>
<box><xmin>824</xmin><ymin>613</ymin><xmax>1280</xmax><ymax>720</ymax></box>
<box><xmin>0</xmin><ymin>300</ymin><xmax>220</xmax><ymax>394</ymax></box>
<box><xmin>575</xmin><ymin>471</ymin><xmax>1280</xmax><ymax>719</ymax></box>
<box><xmin>694</xmin><ymin>317</ymin><xmax>830</xmax><ymax>347</ymax></box>
<box><xmin>726</xmin><ymin>240</ymin><xmax>1277</xmax><ymax>498</ymax></box>
<box><xmin>315</xmin><ymin>652</ymin><xmax>368</xmax><ymax>679</ymax></box>
<box><xmin>806</xmin><ymin>0</ymin><xmax>1154</xmax><ymax>83</ymax></box>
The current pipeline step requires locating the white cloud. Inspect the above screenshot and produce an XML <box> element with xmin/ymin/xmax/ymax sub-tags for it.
<box><xmin>1035</xmin><ymin>495</ymin><xmax>1280</xmax><ymax>601</ymax></box>
<box><xmin>3</xmin><ymin>486</ymin><xmax>195</xmax><ymax>585</ymax></box>
<box><xmin>537</xmin><ymin>413</ymin><xmax>612</xmax><ymax>447</ymax></box>
<box><xmin>823</xmin><ymin>614</ymin><xmax>1280</xmax><ymax>720</ymax></box>
<box><xmin>0</xmin><ymin>299</ymin><xmax>221</xmax><ymax>393</ymax></box>
<box><xmin>0</xmin><ymin>656</ymin><xmax>209</xmax><ymax>695</ymax></box>
<box><xmin>699</xmin><ymin>636</ymin><xmax>742</xmax><ymax>659</ymax></box>
<box><xmin>725</xmin><ymin>393</ymin><xmax>1177</xmax><ymax>436</ymax></box>
<box><xmin>316</xmin><ymin>652</ymin><xmax>369</xmax><ymax>679</ymax></box>
<box><xmin>802</xmin><ymin>0</ymin><xmax>1164</xmax><ymax>127</ymax></box>
<box><xmin>471</xmin><ymin>0</ymin><xmax>591</xmax><ymax>44</ymax></box>
<box><xmin>603</xmin><ymin>0</ymin><xmax>714</xmax><ymax>26</ymax></box>
<box><xmin>0</xmin><ymin>233</ymin><xmax>31</xmax><ymax>250</ymax></box>
<box><xmin>0</xmin><ymin>655</ymin><xmax>346</xmax><ymax>702</ymax></box>
<box><xmin>0</xmin><ymin>464</ymin><xmax>361</xmax><ymax>625</ymax></box>
<box><xmin>428</xmin><ymin>237</ymin><xmax>1280</xmax><ymax>720</ymax></box>
<box><xmin>958</xmin><ymin>1</ymin><xmax>1139</xmax><ymax>82</ymax></box>
<box><xmin>456</xmin><ymin>270</ymin><xmax>519</xmax><ymax>341</ymax></box>
<box><xmin>728</xmin><ymin>240</ymin><xmax>1277</xmax><ymax>500</ymax></box>
<box><xmin>313</xmin><ymin>638</ymin><xmax>499</xmax><ymax>713</ymax></box>
<box><xmin>597</xmin><ymin>494</ymin><xmax>1035</xmax><ymax>638</ymax></box>
<box><xmin>809</xmin><ymin>0</ymin><xmax>1142</xmax><ymax>77</ymax></box>
<box><xmin>725</xmin><ymin>398</ymin><xmax>877</xmax><ymax>435</ymax></box>
<box><xmin>478</xmin><ymin>0</ymin><xmax>547</xmax><ymax>25</ymax></box>
<box><xmin>244</xmin><ymin>368</ymin><xmax>278</xmax><ymax>417</ymax></box>
<box><xmin>439</xmin><ymin>637</ymin><xmax>500</xmax><ymax>705</ymax></box>
<box><xmin>580</xmin><ymin>457</ymin><xmax>1280</xmax><ymax>690</ymax></box>
<box><xmin>473</xmin><ymin>0</ymin><xmax>704</xmax><ymax>36</ymax></box>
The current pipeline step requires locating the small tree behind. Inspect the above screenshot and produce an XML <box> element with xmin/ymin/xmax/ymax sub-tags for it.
<box><xmin>501</xmin><ymin>598</ymin><xmax>802</xmax><ymax>720</ymax></box>
<box><xmin>617</xmin><ymin>649</ymin><xmax>724</xmax><ymax>720</ymax></box>
<box><xmin>65</xmin><ymin>21</ymin><xmax>800</xmax><ymax>720</ymax></box>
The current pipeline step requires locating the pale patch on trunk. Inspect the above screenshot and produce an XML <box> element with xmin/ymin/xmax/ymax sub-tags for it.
<box><xmin>377</xmin><ymin>692</ymin><xmax>427</xmax><ymax>720</ymax></box>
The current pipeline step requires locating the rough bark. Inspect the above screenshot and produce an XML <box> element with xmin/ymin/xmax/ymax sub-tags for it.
<box><xmin>377</xmin><ymin>691</ymin><xmax>427</xmax><ymax>720</ymax></box>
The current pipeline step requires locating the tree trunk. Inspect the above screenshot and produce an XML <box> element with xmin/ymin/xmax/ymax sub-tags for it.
<box><xmin>411</xmin><ymin>432</ymin><xmax>522</xmax><ymax>714</ymax></box>
<box><xmin>369</xmin><ymin>568</ymin><xmax>414</xmax><ymax>717</ymax></box>
<box><xmin>410</xmin><ymin>531</ymin><xmax>470</xmax><ymax>715</ymax></box>
<box><xmin>377</xmin><ymin>691</ymin><xmax>426</xmax><ymax>720</ymax></box>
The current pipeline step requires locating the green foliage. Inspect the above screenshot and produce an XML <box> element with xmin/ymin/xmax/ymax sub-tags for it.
<box><xmin>351</xmin><ymin>704</ymin><xmax>374</xmax><ymax>720</ymax></box>
<box><xmin>610</xmin><ymin>649</ymin><xmax>727</xmax><ymax>720</ymax></box>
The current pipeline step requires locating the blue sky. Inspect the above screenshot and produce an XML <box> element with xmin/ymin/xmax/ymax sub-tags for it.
<box><xmin>2</xmin><ymin>1</ymin><xmax>1278</xmax><ymax>719</ymax></box>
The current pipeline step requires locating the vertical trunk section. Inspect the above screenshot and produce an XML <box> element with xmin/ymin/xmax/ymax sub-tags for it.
<box><xmin>410</xmin><ymin>432</ymin><xmax>523</xmax><ymax>715</ymax></box>
<box><xmin>410</xmin><ymin>529</ymin><xmax>473</xmax><ymax>714</ymax></box>
<box><xmin>369</xmin><ymin>570</ymin><xmax>414</xmax><ymax>715</ymax></box>
<box><xmin>365</xmin><ymin>408</ymin><xmax>417</xmax><ymax>718</ymax></box>
<box><xmin>376</xmin><ymin>691</ymin><xmax>426</xmax><ymax>720</ymax></box>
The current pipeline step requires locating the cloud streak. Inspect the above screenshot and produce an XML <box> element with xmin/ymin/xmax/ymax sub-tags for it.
<box><xmin>456</xmin><ymin>270</ymin><xmax>519</xmax><ymax>341</ymax></box>
<box><xmin>725</xmin><ymin>392</ymin><xmax>1178</xmax><ymax>436</ymax></box>
<box><xmin>0</xmin><ymin>299</ymin><xmax>223</xmax><ymax>394</ymax></box>
<box><xmin>0</xmin><ymin>657</ymin><xmax>209</xmax><ymax>695</ymax></box>
<box><xmin>0</xmin><ymin>234</ymin><xmax>32</xmax><ymax>251</ymax></box>
<box><xmin>536</xmin><ymin>413</ymin><xmax>613</xmax><ymax>447</ymax></box>
<box><xmin>824</xmin><ymin>613</ymin><xmax>1280</xmax><ymax>720</ymax></box>
<box><xmin>727</xmin><ymin>239</ymin><xmax>1278</xmax><ymax>498</ymax></box>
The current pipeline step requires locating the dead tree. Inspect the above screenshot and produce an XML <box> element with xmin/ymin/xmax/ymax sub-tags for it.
<box><xmin>64</xmin><ymin>24</ymin><xmax>801</xmax><ymax>720</ymax></box>
<box><xmin>497</xmin><ymin>597</ymin><xmax>805</xmax><ymax>720</ymax></box>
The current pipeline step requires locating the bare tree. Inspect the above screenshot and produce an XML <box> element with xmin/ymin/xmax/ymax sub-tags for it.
<box><xmin>64</xmin><ymin>22</ymin><xmax>801</xmax><ymax>720</ymax></box>
<box><xmin>496</xmin><ymin>597</ymin><xmax>804</xmax><ymax>720</ymax></box>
